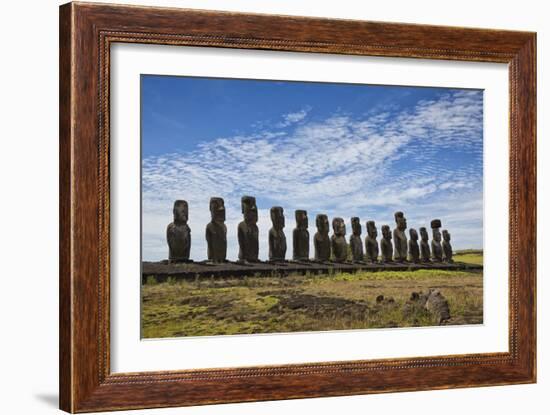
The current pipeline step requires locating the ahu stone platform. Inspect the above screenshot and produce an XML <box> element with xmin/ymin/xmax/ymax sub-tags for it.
<box><xmin>141</xmin><ymin>260</ymin><xmax>483</xmax><ymax>283</ymax></box>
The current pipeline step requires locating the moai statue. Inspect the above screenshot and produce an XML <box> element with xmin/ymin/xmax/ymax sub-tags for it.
<box><xmin>430</xmin><ymin>219</ymin><xmax>443</xmax><ymax>262</ymax></box>
<box><xmin>393</xmin><ymin>211</ymin><xmax>408</xmax><ymax>262</ymax></box>
<box><xmin>314</xmin><ymin>214</ymin><xmax>331</xmax><ymax>261</ymax></box>
<box><xmin>349</xmin><ymin>217</ymin><xmax>364</xmax><ymax>262</ymax></box>
<box><xmin>442</xmin><ymin>230</ymin><xmax>454</xmax><ymax>263</ymax></box>
<box><xmin>205</xmin><ymin>197</ymin><xmax>227</xmax><ymax>263</ymax></box>
<box><xmin>167</xmin><ymin>200</ymin><xmax>191</xmax><ymax>262</ymax></box>
<box><xmin>331</xmin><ymin>217</ymin><xmax>348</xmax><ymax>263</ymax></box>
<box><xmin>408</xmin><ymin>228</ymin><xmax>420</xmax><ymax>263</ymax></box>
<box><xmin>237</xmin><ymin>196</ymin><xmax>259</xmax><ymax>263</ymax></box>
<box><xmin>293</xmin><ymin>210</ymin><xmax>310</xmax><ymax>261</ymax></box>
<box><xmin>380</xmin><ymin>225</ymin><xmax>393</xmax><ymax>263</ymax></box>
<box><xmin>419</xmin><ymin>227</ymin><xmax>431</xmax><ymax>262</ymax></box>
<box><xmin>269</xmin><ymin>206</ymin><xmax>287</xmax><ymax>261</ymax></box>
<box><xmin>365</xmin><ymin>220</ymin><xmax>379</xmax><ymax>263</ymax></box>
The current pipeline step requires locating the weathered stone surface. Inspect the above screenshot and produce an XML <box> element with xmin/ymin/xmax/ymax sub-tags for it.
<box><xmin>425</xmin><ymin>289</ymin><xmax>451</xmax><ymax>323</ymax></box>
<box><xmin>314</xmin><ymin>214</ymin><xmax>331</xmax><ymax>261</ymax></box>
<box><xmin>380</xmin><ymin>225</ymin><xmax>393</xmax><ymax>263</ymax></box>
<box><xmin>331</xmin><ymin>217</ymin><xmax>348</xmax><ymax>263</ymax></box>
<box><xmin>142</xmin><ymin>260</ymin><xmax>483</xmax><ymax>282</ymax></box>
<box><xmin>402</xmin><ymin>289</ymin><xmax>451</xmax><ymax>325</ymax></box>
<box><xmin>238</xmin><ymin>196</ymin><xmax>259</xmax><ymax>262</ymax></box>
<box><xmin>393</xmin><ymin>211</ymin><xmax>408</xmax><ymax>262</ymax></box>
<box><xmin>442</xmin><ymin>229</ymin><xmax>453</xmax><ymax>263</ymax></box>
<box><xmin>205</xmin><ymin>197</ymin><xmax>227</xmax><ymax>262</ymax></box>
<box><xmin>269</xmin><ymin>206</ymin><xmax>287</xmax><ymax>261</ymax></box>
<box><xmin>293</xmin><ymin>210</ymin><xmax>310</xmax><ymax>261</ymax></box>
<box><xmin>365</xmin><ymin>220</ymin><xmax>379</xmax><ymax>263</ymax></box>
<box><xmin>431</xmin><ymin>219</ymin><xmax>443</xmax><ymax>262</ymax></box>
<box><xmin>167</xmin><ymin>200</ymin><xmax>191</xmax><ymax>262</ymax></box>
<box><xmin>419</xmin><ymin>227</ymin><xmax>431</xmax><ymax>263</ymax></box>
<box><xmin>349</xmin><ymin>217</ymin><xmax>364</xmax><ymax>262</ymax></box>
<box><xmin>408</xmin><ymin>228</ymin><xmax>420</xmax><ymax>263</ymax></box>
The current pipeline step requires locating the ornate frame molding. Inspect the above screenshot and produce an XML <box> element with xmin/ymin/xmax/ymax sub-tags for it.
<box><xmin>60</xmin><ymin>2</ymin><xmax>536</xmax><ymax>412</ymax></box>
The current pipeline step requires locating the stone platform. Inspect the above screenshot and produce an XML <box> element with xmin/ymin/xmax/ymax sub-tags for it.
<box><xmin>141</xmin><ymin>260</ymin><xmax>483</xmax><ymax>283</ymax></box>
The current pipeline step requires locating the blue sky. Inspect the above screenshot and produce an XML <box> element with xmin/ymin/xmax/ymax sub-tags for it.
<box><xmin>141</xmin><ymin>75</ymin><xmax>483</xmax><ymax>261</ymax></box>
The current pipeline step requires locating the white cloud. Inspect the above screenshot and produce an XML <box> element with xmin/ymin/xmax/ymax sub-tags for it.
<box><xmin>142</xmin><ymin>90</ymin><xmax>483</xmax><ymax>260</ymax></box>
<box><xmin>276</xmin><ymin>106</ymin><xmax>311</xmax><ymax>127</ymax></box>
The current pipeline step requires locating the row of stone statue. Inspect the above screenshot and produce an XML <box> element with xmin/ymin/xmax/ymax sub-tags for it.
<box><xmin>167</xmin><ymin>196</ymin><xmax>454</xmax><ymax>264</ymax></box>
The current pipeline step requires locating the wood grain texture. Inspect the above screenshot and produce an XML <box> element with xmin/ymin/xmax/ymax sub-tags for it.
<box><xmin>59</xmin><ymin>2</ymin><xmax>537</xmax><ymax>412</ymax></box>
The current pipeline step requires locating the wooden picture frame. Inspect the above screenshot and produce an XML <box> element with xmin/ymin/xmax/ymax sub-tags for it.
<box><xmin>59</xmin><ymin>2</ymin><xmax>536</xmax><ymax>412</ymax></box>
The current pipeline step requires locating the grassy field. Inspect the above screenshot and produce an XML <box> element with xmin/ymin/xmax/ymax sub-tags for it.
<box><xmin>142</xmin><ymin>252</ymin><xmax>483</xmax><ymax>338</ymax></box>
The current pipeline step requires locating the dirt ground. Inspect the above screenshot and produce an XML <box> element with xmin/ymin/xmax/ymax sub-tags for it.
<box><xmin>141</xmin><ymin>252</ymin><xmax>483</xmax><ymax>338</ymax></box>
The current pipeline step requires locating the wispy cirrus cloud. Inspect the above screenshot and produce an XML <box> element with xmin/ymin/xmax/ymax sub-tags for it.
<box><xmin>142</xmin><ymin>89</ymin><xmax>483</xmax><ymax>261</ymax></box>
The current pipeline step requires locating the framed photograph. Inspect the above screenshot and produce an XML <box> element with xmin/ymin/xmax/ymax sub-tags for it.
<box><xmin>59</xmin><ymin>2</ymin><xmax>536</xmax><ymax>412</ymax></box>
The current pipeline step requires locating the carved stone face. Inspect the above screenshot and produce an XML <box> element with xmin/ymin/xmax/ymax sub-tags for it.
<box><xmin>442</xmin><ymin>230</ymin><xmax>451</xmax><ymax>242</ymax></box>
<box><xmin>351</xmin><ymin>217</ymin><xmax>361</xmax><ymax>236</ymax></box>
<box><xmin>270</xmin><ymin>206</ymin><xmax>285</xmax><ymax>230</ymax></box>
<box><xmin>382</xmin><ymin>225</ymin><xmax>391</xmax><ymax>240</ymax></box>
<box><xmin>295</xmin><ymin>210</ymin><xmax>308</xmax><ymax>230</ymax></box>
<box><xmin>316</xmin><ymin>214</ymin><xmax>329</xmax><ymax>235</ymax></box>
<box><xmin>409</xmin><ymin>228</ymin><xmax>418</xmax><ymax>241</ymax></box>
<box><xmin>332</xmin><ymin>217</ymin><xmax>346</xmax><ymax>237</ymax></box>
<box><xmin>367</xmin><ymin>221</ymin><xmax>378</xmax><ymax>238</ymax></box>
<box><xmin>420</xmin><ymin>227</ymin><xmax>429</xmax><ymax>241</ymax></box>
<box><xmin>241</xmin><ymin>196</ymin><xmax>258</xmax><ymax>224</ymax></box>
<box><xmin>433</xmin><ymin>229</ymin><xmax>442</xmax><ymax>242</ymax></box>
<box><xmin>396</xmin><ymin>217</ymin><xmax>407</xmax><ymax>231</ymax></box>
<box><xmin>173</xmin><ymin>200</ymin><xmax>188</xmax><ymax>224</ymax></box>
<box><xmin>209</xmin><ymin>197</ymin><xmax>225</xmax><ymax>223</ymax></box>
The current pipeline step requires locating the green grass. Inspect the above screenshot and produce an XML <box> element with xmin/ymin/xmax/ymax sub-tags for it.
<box><xmin>142</xmin><ymin>252</ymin><xmax>483</xmax><ymax>338</ymax></box>
<box><xmin>454</xmin><ymin>250</ymin><xmax>484</xmax><ymax>265</ymax></box>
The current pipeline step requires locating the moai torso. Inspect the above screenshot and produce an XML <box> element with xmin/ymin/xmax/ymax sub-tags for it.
<box><xmin>238</xmin><ymin>196</ymin><xmax>259</xmax><ymax>262</ymax></box>
<box><xmin>314</xmin><ymin>214</ymin><xmax>331</xmax><ymax>261</ymax></box>
<box><xmin>293</xmin><ymin>210</ymin><xmax>310</xmax><ymax>261</ymax></box>
<box><xmin>408</xmin><ymin>228</ymin><xmax>420</xmax><ymax>263</ymax></box>
<box><xmin>430</xmin><ymin>219</ymin><xmax>443</xmax><ymax>262</ymax></box>
<box><xmin>331</xmin><ymin>217</ymin><xmax>348</xmax><ymax>263</ymax></box>
<box><xmin>419</xmin><ymin>227</ymin><xmax>431</xmax><ymax>262</ymax></box>
<box><xmin>349</xmin><ymin>217</ymin><xmax>364</xmax><ymax>262</ymax></box>
<box><xmin>442</xmin><ymin>230</ymin><xmax>453</xmax><ymax>263</ymax></box>
<box><xmin>205</xmin><ymin>197</ymin><xmax>227</xmax><ymax>262</ymax></box>
<box><xmin>365</xmin><ymin>221</ymin><xmax>379</xmax><ymax>263</ymax></box>
<box><xmin>393</xmin><ymin>211</ymin><xmax>408</xmax><ymax>262</ymax></box>
<box><xmin>167</xmin><ymin>200</ymin><xmax>191</xmax><ymax>262</ymax></box>
<box><xmin>380</xmin><ymin>225</ymin><xmax>393</xmax><ymax>263</ymax></box>
<box><xmin>269</xmin><ymin>206</ymin><xmax>287</xmax><ymax>261</ymax></box>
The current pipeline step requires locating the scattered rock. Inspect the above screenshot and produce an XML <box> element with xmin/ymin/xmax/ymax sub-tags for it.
<box><xmin>425</xmin><ymin>289</ymin><xmax>451</xmax><ymax>324</ymax></box>
<box><xmin>402</xmin><ymin>289</ymin><xmax>450</xmax><ymax>324</ymax></box>
<box><xmin>269</xmin><ymin>292</ymin><xmax>369</xmax><ymax>318</ymax></box>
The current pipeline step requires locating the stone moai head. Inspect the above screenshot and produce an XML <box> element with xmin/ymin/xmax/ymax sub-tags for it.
<box><xmin>316</xmin><ymin>214</ymin><xmax>329</xmax><ymax>235</ymax></box>
<box><xmin>409</xmin><ymin>228</ymin><xmax>419</xmax><ymax>241</ymax></box>
<box><xmin>420</xmin><ymin>227</ymin><xmax>429</xmax><ymax>241</ymax></box>
<box><xmin>295</xmin><ymin>210</ymin><xmax>308</xmax><ymax>230</ymax></box>
<box><xmin>241</xmin><ymin>196</ymin><xmax>258</xmax><ymax>224</ymax></box>
<box><xmin>442</xmin><ymin>230</ymin><xmax>451</xmax><ymax>242</ymax></box>
<box><xmin>431</xmin><ymin>219</ymin><xmax>442</xmax><ymax>242</ymax></box>
<box><xmin>382</xmin><ymin>225</ymin><xmax>392</xmax><ymax>240</ymax></box>
<box><xmin>367</xmin><ymin>221</ymin><xmax>378</xmax><ymax>238</ymax></box>
<box><xmin>431</xmin><ymin>219</ymin><xmax>442</xmax><ymax>229</ymax></box>
<box><xmin>395</xmin><ymin>211</ymin><xmax>407</xmax><ymax>231</ymax></box>
<box><xmin>270</xmin><ymin>206</ymin><xmax>285</xmax><ymax>230</ymax></box>
<box><xmin>209</xmin><ymin>197</ymin><xmax>225</xmax><ymax>223</ymax></box>
<box><xmin>351</xmin><ymin>217</ymin><xmax>361</xmax><ymax>236</ymax></box>
<box><xmin>332</xmin><ymin>217</ymin><xmax>346</xmax><ymax>237</ymax></box>
<box><xmin>173</xmin><ymin>200</ymin><xmax>188</xmax><ymax>224</ymax></box>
